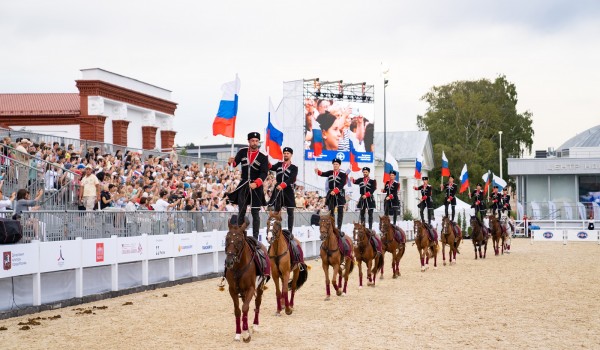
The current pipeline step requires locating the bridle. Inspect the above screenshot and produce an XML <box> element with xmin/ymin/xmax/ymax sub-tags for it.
<box><xmin>225</xmin><ymin>230</ymin><xmax>245</xmax><ymax>268</ymax></box>
<box><xmin>320</xmin><ymin>217</ymin><xmax>339</xmax><ymax>257</ymax></box>
<box><xmin>266</xmin><ymin>216</ymin><xmax>281</xmax><ymax>244</ymax></box>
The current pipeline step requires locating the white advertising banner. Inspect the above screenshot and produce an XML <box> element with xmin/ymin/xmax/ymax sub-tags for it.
<box><xmin>566</xmin><ymin>230</ymin><xmax>599</xmax><ymax>242</ymax></box>
<box><xmin>533</xmin><ymin>230</ymin><xmax>564</xmax><ymax>242</ymax></box>
<box><xmin>214</xmin><ymin>230</ymin><xmax>227</xmax><ymax>252</ymax></box>
<box><xmin>197</xmin><ymin>231</ymin><xmax>216</xmax><ymax>254</ymax></box>
<box><xmin>147</xmin><ymin>234</ymin><xmax>174</xmax><ymax>260</ymax></box>
<box><xmin>173</xmin><ymin>233</ymin><xmax>198</xmax><ymax>257</ymax></box>
<box><xmin>117</xmin><ymin>236</ymin><xmax>148</xmax><ymax>263</ymax></box>
<box><xmin>82</xmin><ymin>238</ymin><xmax>116</xmax><ymax>267</ymax></box>
<box><xmin>39</xmin><ymin>240</ymin><xmax>82</xmax><ymax>273</ymax></box>
<box><xmin>0</xmin><ymin>241</ymin><xmax>39</xmax><ymax>278</ymax></box>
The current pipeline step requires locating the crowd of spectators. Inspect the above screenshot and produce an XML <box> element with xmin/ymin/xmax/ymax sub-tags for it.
<box><xmin>0</xmin><ymin>135</ymin><xmax>341</xmax><ymax>214</ymax></box>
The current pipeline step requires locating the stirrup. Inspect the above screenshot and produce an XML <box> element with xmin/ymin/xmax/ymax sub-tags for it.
<box><xmin>217</xmin><ymin>277</ymin><xmax>226</xmax><ymax>288</ymax></box>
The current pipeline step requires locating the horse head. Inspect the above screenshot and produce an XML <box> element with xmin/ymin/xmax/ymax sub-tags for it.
<box><xmin>442</xmin><ymin>216</ymin><xmax>450</xmax><ymax>234</ymax></box>
<box><xmin>225</xmin><ymin>218</ymin><xmax>249</xmax><ymax>269</ymax></box>
<box><xmin>353</xmin><ymin>222</ymin><xmax>368</xmax><ymax>243</ymax></box>
<box><xmin>266</xmin><ymin>211</ymin><xmax>283</xmax><ymax>244</ymax></box>
<box><xmin>319</xmin><ymin>214</ymin><xmax>335</xmax><ymax>241</ymax></box>
<box><xmin>379</xmin><ymin>215</ymin><xmax>390</xmax><ymax>234</ymax></box>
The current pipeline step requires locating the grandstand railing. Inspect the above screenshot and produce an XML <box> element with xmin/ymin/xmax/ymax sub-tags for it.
<box><xmin>14</xmin><ymin>210</ymin><xmax>381</xmax><ymax>242</ymax></box>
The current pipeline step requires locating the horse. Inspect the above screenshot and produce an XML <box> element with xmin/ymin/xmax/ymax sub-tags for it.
<box><xmin>265</xmin><ymin>211</ymin><xmax>308</xmax><ymax>316</ymax></box>
<box><xmin>319</xmin><ymin>214</ymin><xmax>354</xmax><ymax>300</ymax></box>
<box><xmin>378</xmin><ymin>215</ymin><xmax>406</xmax><ymax>278</ymax></box>
<box><xmin>224</xmin><ymin>219</ymin><xmax>268</xmax><ymax>342</ymax></box>
<box><xmin>440</xmin><ymin>216</ymin><xmax>462</xmax><ymax>266</ymax></box>
<box><xmin>413</xmin><ymin>220</ymin><xmax>440</xmax><ymax>272</ymax></box>
<box><xmin>352</xmin><ymin>222</ymin><xmax>384</xmax><ymax>288</ymax></box>
<box><xmin>500</xmin><ymin>214</ymin><xmax>514</xmax><ymax>253</ymax></box>
<box><xmin>488</xmin><ymin>215</ymin><xmax>508</xmax><ymax>256</ymax></box>
<box><xmin>469</xmin><ymin>215</ymin><xmax>490</xmax><ymax>259</ymax></box>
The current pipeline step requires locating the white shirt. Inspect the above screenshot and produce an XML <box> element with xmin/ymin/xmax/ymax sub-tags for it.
<box><xmin>152</xmin><ymin>198</ymin><xmax>169</xmax><ymax>211</ymax></box>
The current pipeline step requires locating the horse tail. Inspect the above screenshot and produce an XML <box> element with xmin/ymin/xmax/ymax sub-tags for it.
<box><xmin>289</xmin><ymin>263</ymin><xmax>309</xmax><ymax>291</ymax></box>
<box><xmin>375</xmin><ymin>254</ymin><xmax>384</xmax><ymax>274</ymax></box>
<box><xmin>347</xmin><ymin>259</ymin><xmax>355</xmax><ymax>274</ymax></box>
<box><xmin>431</xmin><ymin>242</ymin><xmax>440</xmax><ymax>256</ymax></box>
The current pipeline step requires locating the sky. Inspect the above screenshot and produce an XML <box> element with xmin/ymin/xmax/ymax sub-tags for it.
<box><xmin>1</xmin><ymin>0</ymin><xmax>599</xmax><ymax>155</ymax></box>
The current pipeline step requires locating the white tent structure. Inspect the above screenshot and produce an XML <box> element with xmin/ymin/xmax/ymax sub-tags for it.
<box><xmin>433</xmin><ymin>197</ymin><xmax>473</xmax><ymax>222</ymax></box>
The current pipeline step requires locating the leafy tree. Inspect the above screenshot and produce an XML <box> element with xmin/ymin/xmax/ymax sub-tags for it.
<box><xmin>417</xmin><ymin>75</ymin><xmax>534</xmax><ymax>204</ymax></box>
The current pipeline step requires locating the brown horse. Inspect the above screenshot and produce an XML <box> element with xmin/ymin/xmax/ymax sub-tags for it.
<box><xmin>469</xmin><ymin>215</ymin><xmax>489</xmax><ymax>259</ymax></box>
<box><xmin>224</xmin><ymin>220</ymin><xmax>268</xmax><ymax>342</ymax></box>
<box><xmin>320</xmin><ymin>214</ymin><xmax>354</xmax><ymax>300</ymax></box>
<box><xmin>266</xmin><ymin>211</ymin><xmax>308</xmax><ymax>316</ymax></box>
<box><xmin>378</xmin><ymin>215</ymin><xmax>406</xmax><ymax>278</ymax></box>
<box><xmin>413</xmin><ymin>220</ymin><xmax>440</xmax><ymax>271</ymax></box>
<box><xmin>488</xmin><ymin>215</ymin><xmax>508</xmax><ymax>256</ymax></box>
<box><xmin>352</xmin><ymin>222</ymin><xmax>384</xmax><ymax>288</ymax></box>
<box><xmin>440</xmin><ymin>216</ymin><xmax>462</xmax><ymax>266</ymax></box>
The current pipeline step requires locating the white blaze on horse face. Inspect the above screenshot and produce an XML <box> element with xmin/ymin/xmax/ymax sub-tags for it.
<box><xmin>266</xmin><ymin>218</ymin><xmax>275</xmax><ymax>241</ymax></box>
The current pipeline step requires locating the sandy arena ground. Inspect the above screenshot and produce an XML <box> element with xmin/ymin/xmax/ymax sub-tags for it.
<box><xmin>1</xmin><ymin>239</ymin><xmax>599</xmax><ymax>350</ymax></box>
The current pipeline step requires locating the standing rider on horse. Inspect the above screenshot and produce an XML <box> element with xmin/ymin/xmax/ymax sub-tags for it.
<box><xmin>315</xmin><ymin>158</ymin><xmax>347</xmax><ymax>233</ymax></box>
<box><xmin>383</xmin><ymin>171</ymin><xmax>400</xmax><ymax>225</ymax></box>
<box><xmin>227</xmin><ymin>132</ymin><xmax>269</xmax><ymax>239</ymax></box>
<box><xmin>501</xmin><ymin>187</ymin><xmax>511</xmax><ymax>219</ymax></box>
<box><xmin>414</xmin><ymin>177</ymin><xmax>435</xmax><ymax>240</ymax></box>
<box><xmin>441</xmin><ymin>174</ymin><xmax>458</xmax><ymax>222</ymax></box>
<box><xmin>470</xmin><ymin>183</ymin><xmax>486</xmax><ymax>226</ymax></box>
<box><xmin>268</xmin><ymin>147</ymin><xmax>298</xmax><ymax>234</ymax></box>
<box><xmin>490</xmin><ymin>185</ymin><xmax>502</xmax><ymax>220</ymax></box>
<box><xmin>351</xmin><ymin>167</ymin><xmax>377</xmax><ymax>230</ymax></box>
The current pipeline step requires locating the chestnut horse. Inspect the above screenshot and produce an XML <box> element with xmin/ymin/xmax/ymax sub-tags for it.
<box><xmin>320</xmin><ymin>214</ymin><xmax>354</xmax><ymax>300</ymax></box>
<box><xmin>440</xmin><ymin>216</ymin><xmax>462</xmax><ymax>266</ymax></box>
<box><xmin>378</xmin><ymin>215</ymin><xmax>406</xmax><ymax>278</ymax></box>
<box><xmin>352</xmin><ymin>222</ymin><xmax>384</xmax><ymax>288</ymax></box>
<box><xmin>224</xmin><ymin>220</ymin><xmax>268</xmax><ymax>342</ymax></box>
<box><xmin>266</xmin><ymin>211</ymin><xmax>308</xmax><ymax>316</ymax></box>
<box><xmin>488</xmin><ymin>215</ymin><xmax>507</xmax><ymax>256</ymax></box>
<box><xmin>469</xmin><ymin>215</ymin><xmax>490</xmax><ymax>259</ymax></box>
<box><xmin>413</xmin><ymin>220</ymin><xmax>440</xmax><ymax>272</ymax></box>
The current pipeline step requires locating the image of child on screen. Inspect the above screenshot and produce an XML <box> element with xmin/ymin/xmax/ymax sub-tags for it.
<box><xmin>314</xmin><ymin>111</ymin><xmax>343</xmax><ymax>151</ymax></box>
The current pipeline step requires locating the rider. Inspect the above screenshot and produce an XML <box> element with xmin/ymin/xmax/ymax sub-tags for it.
<box><xmin>268</xmin><ymin>147</ymin><xmax>298</xmax><ymax>234</ymax></box>
<box><xmin>440</xmin><ymin>174</ymin><xmax>458</xmax><ymax>222</ymax></box>
<box><xmin>315</xmin><ymin>158</ymin><xmax>347</xmax><ymax>233</ymax></box>
<box><xmin>382</xmin><ymin>171</ymin><xmax>400</xmax><ymax>225</ymax></box>
<box><xmin>227</xmin><ymin>132</ymin><xmax>269</xmax><ymax>239</ymax></box>
<box><xmin>351</xmin><ymin>167</ymin><xmax>377</xmax><ymax>230</ymax></box>
<box><xmin>413</xmin><ymin>176</ymin><xmax>433</xmax><ymax>225</ymax></box>
<box><xmin>501</xmin><ymin>187</ymin><xmax>511</xmax><ymax>219</ymax></box>
<box><xmin>490</xmin><ymin>185</ymin><xmax>502</xmax><ymax>220</ymax></box>
<box><xmin>469</xmin><ymin>183</ymin><xmax>486</xmax><ymax>226</ymax></box>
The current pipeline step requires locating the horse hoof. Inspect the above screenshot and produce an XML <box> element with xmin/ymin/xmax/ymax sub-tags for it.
<box><xmin>324</xmin><ymin>296</ymin><xmax>330</xmax><ymax>301</ymax></box>
<box><xmin>336</xmin><ymin>290</ymin><xmax>343</xmax><ymax>296</ymax></box>
<box><xmin>359</xmin><ymin>286</ymin><xmax>362</xmax><ymax>290</ymax></box>
<box><xmin>274</xmin><ymin>312</ymin><xmax>281</xmax><ymax>316</ymax></box>
<box><xmin>443</xmin><ymin>262</ymin><xmax>447</xmax><ymax>266</ymax></box>
<box><xmin>342</xmin><ymin>292</ymin><xmax>347</xmax><ymax>297</ymax></box>
<box><xmin>285</xmin><ymin>308</ymin><xmax>293</xmax><ymax>315</ymax></box>
<box><xmin>243</xmin><ymin>334</ymin><xmax>251</xmax><ymax>343</ymax></box>
<box><xmin>234</xmin><ymin>334</ymin><xmax>241</xmax><ymax>341</ymax></box>
<box><xmin>252</xmin><ymin>324</ymin><xmax>259</xmax><ymax>332</ymax></box>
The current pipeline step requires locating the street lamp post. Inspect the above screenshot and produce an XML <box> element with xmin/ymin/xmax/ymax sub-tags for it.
<box><xmin>499</xmin><ymin>131</ymin><xmax>503</xmax><ymax>179</ymax></box>
<box><xmin>382</xmin><ymin>64</ymin><xmax>389</xmax><ymax>169</ymax></box>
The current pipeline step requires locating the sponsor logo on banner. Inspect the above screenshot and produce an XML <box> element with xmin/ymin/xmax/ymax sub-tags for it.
<box><xmin>577</xmin><ymin>231</ymin><xmax>588</xmax><ymax>239</ymax></box>
<box><xmin>178</xmin><ymin>245</ymin><xmax>193</xmax><ymax>252</ymax></box>
<box><xmin>96</xmin><ymin>243</ymin><xmax>104</xmax><ymax>262</ymax></box>
<box><xmin>3</xmin><ymin>251</ymin><xmax>11</xmax><ymax>271</ymax></box>
<box><xmin>122</xmin><ymin>243</ymin><xmax>143</xmax><ymax>255</ymax></box>
<box><xmin>543</xmin><ymin>232</ymin><xmax>553</xmax><ymax>239</ymax></box>
<box><xmin>57</xmin><ymin>246</ymin><xmax>65</xmax><ymax>267</ymax></box>
<box><xmin>336</xmin><ymin>152</ymin><xmax>345</xmax><ymax>161</ymax></box>
<box><xmin>155</xmin><ymin>245</ymin><xmax>166</xmax><ymax>256</ymax></box>
<box><xmin>201</xmin><ymin>242</ymin><xmax>213</xmax><ymax>251</ymax></box>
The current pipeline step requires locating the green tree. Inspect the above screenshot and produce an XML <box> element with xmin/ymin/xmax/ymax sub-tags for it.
<box><xmin>417</xmin><ymin>75</ymin><xmax>534</xmax><ymax>204</ymax></box>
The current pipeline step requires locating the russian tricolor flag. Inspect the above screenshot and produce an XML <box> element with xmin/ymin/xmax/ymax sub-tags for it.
<box><xmin>459</xmin><ymin>164</ymin><xmax>469</xmax><ymax>193</ymax></box>
<box><xmin>212</xmin><ymin>75</ymin><xmax>240</xmax><ymax>138</ymax></box>
<box><xmin>312</xmin><ymin>121</ymin><xmax>323</xmax><ymax>157</ymax></box>
<box><xmin>414</xmin><ymin>154</ymin><xmax>423</xmax><ymax>179</ymax></box>
<box><xmin>483</xmin><ymin>170</ymin><xmax>493</xmax><ymax>195</ymax></box>
<box><xmin>349</xmin><ymin>139</ymin><xmax>361</xmax><ymax>172</ymax></box>
<box><xmin>441</xmin><ymin>151</ymin><xmax>450</xmax><ymax>177</ymax></box>
<box><xmin>383</xmin><ymin>152</ymin><xmax>399</xmax><ymax>184</ymax></box>
<box><xmin>266</xmin><ymin>99</ymin><xmax>283</xmax><ymax>160</ymax></box>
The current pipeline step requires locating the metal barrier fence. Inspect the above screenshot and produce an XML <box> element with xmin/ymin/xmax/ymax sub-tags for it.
<box><xmin>16</xmin><ymin>210</ymin><xmax>379</xmax><ymax>242</ymax></box>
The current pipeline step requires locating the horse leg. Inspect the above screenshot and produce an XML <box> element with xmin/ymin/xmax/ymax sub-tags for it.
<box><xmin>332</xmin><ymin>263</ymin><xmax>342</xmax><ymax>296</ymax></box>
<box><xmin>342</xmin><ymin>258</ymin><xmax>350</xmax><ymax>295</ymax></box>
<box><xmin>282</xmin><ymin>269</ymin><xmax>292</xmax><ymax>315</ymax></box>
<box><xmin>442</xmin><ymin>242</ymin><xmax>447</xmax><ymax>266</ymax></box>
<box><xmin>290</xmin><ymin>267</ymin><xmax>299</xmax><ymax>309</ymax></box>
<box><xmin>322</xmin><ymin>261</ymin><xmax>331</xmax><ymax>301</ymax></box>
<box><xmin>272</xmin><ymin>268</ymin><xmax>282</xmax><ymax>315</ymax></box>
<box><xmin>473</xmin><ymin>243</ymin><xmax>478</xmax><ymax>260</ymax></box>
<box><xmin>420</xmin><ymin>249</ymin><xmax>425</xmax><ymax>272</ymax></box>
<box><xmin>484</xmin><ymin>241</ymin><xmax>488</xmax><ymax>259</ymax></box>
<box><xmin>230</xmin><ymin>288</ymin><xmax>242</xmax><ymax>341</ymax></box>
<box><xmin>358</xmin><ymin>259</ymin><xmax>363</xmax><ymax>288</ymax></box>
<box><xmin>380</xmin><ymin>251</ymin><xmax>385</xmax><ymax>279</ymax></box>
<box><xmin>337</xmin><ymin>265</ymin><xmax>343</xmax><ymax>293</ymax></box>
<box><xmin>241</xmin><ymin>288</ymin><xmax>253</xmax><ymax>342</ymax></box>
<box><xmin>433</xmin><ymin>244</ymin><xmax>438</xmax><ymax>269</ymax></box>
<box><xmin>253</xmin><ymin>282</ymin><xmax>263</xmax><ymax>332</ymax></box>
<box><xmin>366</xmin><ymin>259</ymin><xmax>373</xmax><ymax>286</ymax></box>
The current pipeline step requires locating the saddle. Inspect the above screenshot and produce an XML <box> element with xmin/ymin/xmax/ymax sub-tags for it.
<box><xmin>282</xmin><ymin>229</ymin><xmax>304</xmax><ymax>266</ymax></box>
<box><xmin>369</xmin><ymin>232</ymin><xmax>383</xmax><ymax>255</ymax></box>
<box><xmin>451</xmin><ymin>222</ymin><xmax>462</xmax><ymax>239</ymax></box>
<box><xmin>423</xmin><ymin>223</ymin><xmax>438</xmax><ymax>242</ymax></box>
<box><xmin>392</xmin><ymin>225</ymin><xmax>406</xmax><ymax>244</ymax></box>
<box><xmin>337</xmin><ymin>236</ymin><xmax>353</xmax><ymax>259</ymax></box>
<box><xmin>246</xmin><ymin>236</ymin><xmax>271</xmax><ymax>280</ymax></box>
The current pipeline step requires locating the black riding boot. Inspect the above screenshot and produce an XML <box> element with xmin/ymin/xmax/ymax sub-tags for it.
<box><xmin>251</xmin><ymin>208</ymin><xmax>260</xmax><ymax>239</ymax></box>
<box><xmin>392</xmin><ymin>210</ymin><xmax>397</xmax><ymax>225</ymax></box>
<box><xmin>287</xmin><ymin>207</ymin><xmax>294</xmax><ymax>234</ymax></box>
<box><xmin>337</xmin><ymin>209</ymin><xmax>344</xmax><ymax>231</ymax></box>
<box><xmin>368</xmin><ymin>209</ymin><xmax>373</xmax><ymax>230</ymax></box>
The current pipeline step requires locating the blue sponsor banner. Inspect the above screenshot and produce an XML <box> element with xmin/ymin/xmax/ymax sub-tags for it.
<box><xmin>305</xmin><ymin>150</ymin><xmax>373</xmax><ymax>163</ymax></box>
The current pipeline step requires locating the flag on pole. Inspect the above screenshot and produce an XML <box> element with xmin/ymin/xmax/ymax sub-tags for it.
<box><xmin>383</xmin><ymin>152</ymin><xmax>399</xmax><ymax>184</ymax></box>
<box><xmin>265</xmin><ymin>99</ymin><xmax>283</xmax><ymax>160</ymax></box>
<box><xmin>312</xmin><ymin>121</ymin><xmax>323</xmax><ymax>157</ymax></box>
<box><xmin>483</xmin><ymin>170</ymin><xmax>493</xmax><ymax>195</ymax></box>
<box><xmin>459</xmin><ymin>164</ymin><xmax>469</xmax><ymax>193</ymax></box>
<box><xmin>441</xmin><ymin>151</ymin><xmax>450</xmax><ymax>177</ymax></box>
<box><xmin>348</xmin><ymin>139</ymin><xmax>361</xmax><ymax>172</ymax></box>
<box><xmin>414</xmin><ymin>154</ymin><xmax>423</xmax><ymax>179</ymax></box>
<box><xmin>212</xmin><ymin>75</ymin><xmax>240</xmax><ymax>138</ymax></box>
<box><xmin>482</xmin><ymin>172</ymin><xmax>507</xmax><ymax>191</ymax></box>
